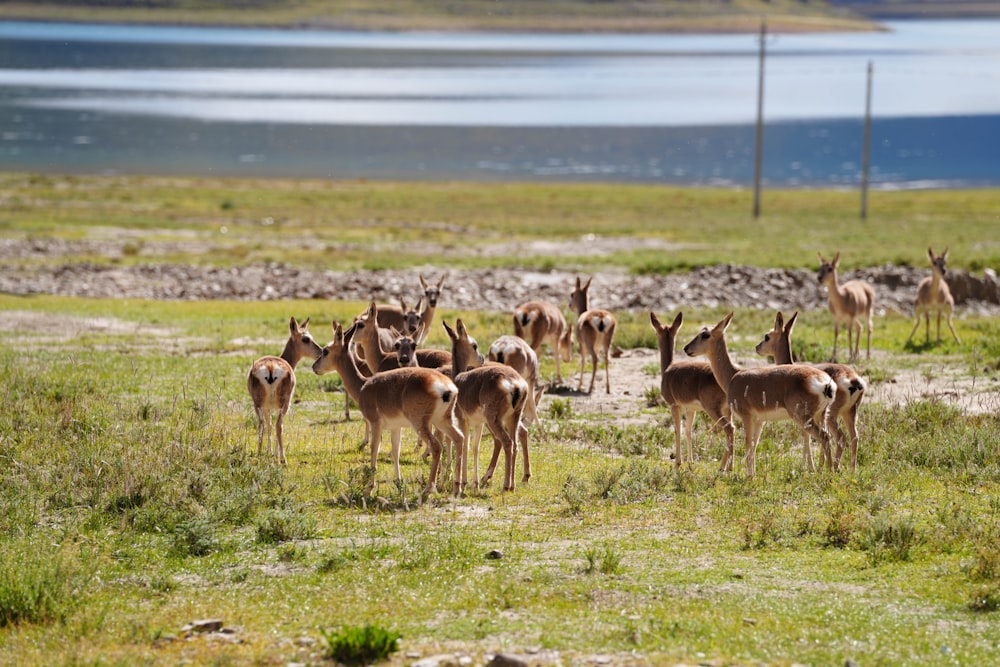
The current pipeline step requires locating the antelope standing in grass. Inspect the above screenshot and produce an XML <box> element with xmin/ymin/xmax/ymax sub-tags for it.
<box><xmin>312</xmin><ymin>321</ymin><xmax>464</xmax><ymax>496</ymax></box>
<box><xmin>444</xmin><ymin>320</ymin><xmax>529</xmax><ymax>494</ymax></box>
<box><xmin>907</xmin><ymin>246</ymin><xmax>960</xmax><ymax>345</ymax></box>
<box><xmin>512</xmin><ymin>300</ymin><xmax>572</xmax><ymax>383</ymax></box>
<box><xmin>650</xmin><ymin>311</ymin><xmax>734</xmax><ymax>470</ymax></box>
<box><xmin>817</xmin><ymin>252</ymin><xmax>875</xmax><ymax>362</ymax></box>
<box><xmin>489</xmin><ymin>334</ymin><xmax>545</xmax><ymax>429</ymax></box>
<box><xmin>755</xmin><ymin>311</ymin><xmax>866</xmax><ymax>471</ymax></box>
<box><xmin>371</xmin><ymin>273</ymin><xmax>445</xmax><ymax>346</ymax></box>
<box><xmin>569</xmin><ymin>276</ymin><xmax>617</xmax><ymax>394</ymax></box>
<box><xmin>683</xmin><ymin>313</ymin><xmax>836</xmax><ymax>477</ymax></box>
<box><xmin>247</xmin><ymin>317</ymin><xmax>323</xmax><ymax>465</ymax></box>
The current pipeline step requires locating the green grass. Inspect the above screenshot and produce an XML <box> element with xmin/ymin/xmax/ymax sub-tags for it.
<box><xmin>2</xmin><ymin>173</ymin><xmax>1000</xmax><ymax>664</ymax></box>
<box><xmin>3</xmin><ymin>174</ymin><xmax>999</xmax><ymax>274</ymax></box>
<box><xmin>0</xmin><ymin>0</ymin><xmax>882</xmax><ymax>33</ymax></box>
<box><xmin>1</xmin><ymin>290</ymin><xmax>999</xmax><ymax>665</ymax></box>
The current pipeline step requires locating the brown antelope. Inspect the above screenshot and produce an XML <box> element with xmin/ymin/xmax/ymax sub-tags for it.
<box><xmin>907</xmin><ymin>246</ymin><xmax>960</xmax><ymax>345</ymax></box>
<box><xmin>817</xmin><ymin>252</ymin><xmax>875</xmax><ymax>362</ymax></box>
<box><xmin>355</xmin><ymin>301</ymin><xmax>422</xmax><ymax>372</ymax></box>
<box><xmin>569</xmin><ymin>276</ymin><xmax>617</xmax><ymax>394</ymax></box>
<box><xmin>247</xmin><ymin>317</ymin><xmax>323</xmax><ymax>465</ymax></box>
<box><xmin>488</xmin><ymin>334</ymin><xmax>545</xmax><ymax>429</ymax></box>
<box><xmin>650</xmin><ymin>311</ymin><xmax>734</xmax><ymax>470</ymax></box>
<box><xmin>683</xmin><ymin>313</ymin><xmax>836</xmax><ymax>477</ymax></box>
<box><xmin>512</xmin><ymin>300</ymin><xmax>572</xmax><ymax>382</ymax></box>
<box><xmin>312</xmin><ymin>321</ymin><xmax>464</xmax><ymax>496</ymax></box>
<box><xmin>370</xmin><ymin>273</ymin><xmax>445</xmax><ymax>346</ymax></box>
<box><xmin>755</xmin><ymin>311</ymin><xmax>866</xmax><ymax>471</ymax></box>
<box><xmin>444</xmin><ymin>320</ymin><xmax>529</xmax><ymax>494</ymax></box>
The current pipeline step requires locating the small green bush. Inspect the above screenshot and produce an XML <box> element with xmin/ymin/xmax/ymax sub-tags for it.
<box><xmin>862</xmin><ymin>514</ymin><xmax>921</xmax><ymax>566</ymax></box>
<box><xmin>255</xmin><ymin>508</ymin><xmax>317</xmax><ymax>544</ymax></box>
<box><xmin>172</xmin><ymin>517</ymin><xmax>219</xmax><ymax>557</ymax></box>
<box><xmin>321</xmin><ymin>623</ymin><xmax>401</xmax><ymax>664</ymax></box>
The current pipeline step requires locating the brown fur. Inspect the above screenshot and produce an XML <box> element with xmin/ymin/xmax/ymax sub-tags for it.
<box><xmin>907</xmin><ymin>246</ymin><xmax>960</xmax><ymax>345</ymax></box>
<box><xmin>817</xmin><ymin>252</ymin><xmax>876</xmax><ymax>362</ymax></box>
<box><xmin>569</xmin><ymin>276</ymin><xmax>617</xmax><ymax>394</ymax></box>
<box><xmin>512</xmin><ymin>299</ymin><xmax>572</xmax><ymax>383</ymax></box>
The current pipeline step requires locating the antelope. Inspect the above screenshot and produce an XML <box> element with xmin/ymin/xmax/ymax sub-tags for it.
<box><xmin>649</xmin><ymin>311</ymin><xmax>734</xmax><ymax>470</ymax></box>
<box><xmin>312</xmin><ymin>321</ymin><xmax>464</xmax><ymax>496</ymax></box>
<box><xmin>683</xmin><ymin>313</ymin><xmax>836</xmax><ymax>477</ymax></box>
<box><xmin>247</xmin><ymin>317</ymin><xmax>323</xmax><ymax>465</ymax></box>
<box><xmin>355</xmin><ymin>301</ymin><xmax>422</xmax><ymax>372</ymax></box>
<box><xmin>444</xmin><ymin>320</ymin><xmax>529</xmax><ymax>494</ymax></box>
<box><xmin>907</xmin><ymin>246</ymin><xmax>960</xmax><ymax>345</ymax></box>
<box><xmin>755</xmin><ymin>311</ymin><xmax>866</xmax><ymax>471</ymax></box>
<box><xmin>512</xmin><ymin>300</ymin><xmax>572</xmax><ymax>383</ymax></box>
<box><xmin>569</xmin><ymin>276</ymin><xmax>617</xmax><ymax>394</ymax></box>
<box><xmin>489</xmin><ymin>334</ymin><xmax>545</xmax><ymax>429</ymax></box>
<box><xmin>370</xmin><ymin>273</ymin><xmax>445</xmax><ymax>347</ymax></box>
<box><xmin>817</xmin><ymin>252</ymin><xmax>875</xmax><ymax>362</ymax></box>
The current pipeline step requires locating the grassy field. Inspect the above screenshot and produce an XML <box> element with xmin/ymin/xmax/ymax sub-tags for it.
<box><xmin>1</xmin><ymin>173</ymin><xmax>1000</xmax><ymax>665</ymax></box>
<box><xmin>0</xmin><ymin>0</ymin><xmax>881</xmax><ymax>33</ymax></box>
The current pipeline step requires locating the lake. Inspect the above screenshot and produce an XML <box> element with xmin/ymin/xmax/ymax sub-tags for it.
<box><xmin>1</xmin><ymin>19</ymin><xmax>998</xmax><ymax>187</ymax></box>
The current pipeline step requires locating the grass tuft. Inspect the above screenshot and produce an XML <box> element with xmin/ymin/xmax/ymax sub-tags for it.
<box><xmin>321</xmin><ymin>623</ymin><xmax>401</xmax><ymax>665</ymax></box>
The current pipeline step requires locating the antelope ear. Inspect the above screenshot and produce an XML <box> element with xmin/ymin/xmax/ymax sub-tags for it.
<box><xmin>584</xmin><ymin>276</ymin><xmax>593</xmax><ymax>290</ymax></box>
<box><xmin>785</xmin><ymin>311</ymin><xmax>799</xmax><ymax>334</ymax></box>
<box><xmin>773</xmin><ymin>311</ymin><xmax>784</xmax><ymax>330</ymax></box>
<box><xmin>649</xmin><ymin>311</ymin><xmax>662</xmax><ymax>332</ymax></box>
<box><xmin>456</xmin><ymin>318</ymin><xmax>469</xmax><ymax>337</ymax></box>
<box><xmin>715</xmin><ymin>312</ymin><xmax>734</xmax><ymax>333</ymax></box>
<box><xmin>442</xmin><ymin>320</ymin><xmax>457</xmax><ymax>341</ymax></box>
<box><xmin>289</xmin><ymin>316</ymin><xmax>298</xmax><ymax>333</ymax></box>
<box><xmin>419</xmin><ymin>274</ymin><xmax>428</xmax><ymax>289</ymax></box>
<box><xmin>367</xmin><ymin>301</ymin><xmax>377</xmax><ymax>318</ymax></box>
<box><xmin>832</xmin><ymin>251</ymin><xmax>841</xmax><ymax>266</ymax></box>
<box><xmin>575</xmin><ymin>276</ymin><xmax>582</xmax><ymax>289</ymax></box>
<box><xmin>670</xmin><ymin>312</ymin><xmax>683</xmax><ymax>333</ymax></box>
<box><xmin>928</xmin><ymin>246</ymin><xmax>935</xmax><ymax>261</ymax></box>
<box><xmin>942</xmin><ymin>246</ymin><xmax>949</xmax><ymax>259</ymax></box>
<box><xmin>414</xmin><ymin>297</ymin><xmax>423</xmax><ymax>311</ymax></box>
<box><xmin>301</xmin><ymin>317</ymin><xmax>310</xmax><ymax>329</ymax></box>
<box><xmin>436</xmin><ymin>273</ymin><xmax>446</xmax><ymax>289</ymax></box>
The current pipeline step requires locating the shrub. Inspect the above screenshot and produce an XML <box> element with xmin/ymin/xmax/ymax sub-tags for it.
<box><xmin>171</xmin><ymin>517</ymin><xmax>219</xmax><ymax>557</ymax></box>
<box><xmin>321</xmin><ymin>623</ymin><xmax>401</xmax><ymax>664</ymax></box>
<box><xmin>862</xmin><ymin>514</ymin><xmax>921</xmax><ymax>566</ymax></box>
<box><xmin>255</xmin><ymin>508</ymin><xmax>317</xmax><ymax>544</ymax></box>
<box><xmin>968</xmin><ymin>584</ymin><xmax>1000</xmax><ymax>613</ymax></box>
<box><xmin>0</xmin><ymin>543</ymin><xmax>82</xmax><ymax>627</ymax></box>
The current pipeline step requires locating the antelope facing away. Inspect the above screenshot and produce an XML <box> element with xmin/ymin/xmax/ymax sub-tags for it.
<box><xmin>247</xmin><ymin>317</ymin><xmax>323</xmax><ymax>465</ymax></box>
<box><xmin>650</xmin><ymin>311</ymin><xmax>734</xmax><ymax>470</ymax></box>
<box><xmin>683</xmin><ymin>313</ymin><xmax>836</xmax><ymax>477</ymax></box>
<box><xmin>755</xmin><ymin>311</ymin><xmax>866</xmax><ymax>471</ymax></box>
<box><xmin>312</xmin><ymin>321</ymin><xmax>464</xmax><ymax>496</ymax></box>
<box><xmin>907</xmin><ymin>246</ymin><xmax>960</xmax><ymax>345</ymax></box>
<box><xmin>817</xmin><ymin>252</ymin><xmax>875</xmax><ymax>362</ymax></box>
<box><xmin>512</xmin><ymin>300</ymin><xmax>572</xmax><ymax>383</ymax></box>
<box><xmin>569</xmin><ymin>276</ymin><xmax>617</xmax><ymax>394</ymax></box>
<box><xmin>489</xmin><ymin>334</ymin><xmax>545</xmax><ymax>429</ymax></box>
<box><xmin>444</xmin><ymin>320</ymin><xmax>529</xmax><ymax>494</ymax></box>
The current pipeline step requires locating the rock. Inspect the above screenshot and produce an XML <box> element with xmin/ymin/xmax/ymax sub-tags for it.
<box><xmin>182</xmin><ymin>618</ymin><xmax>223</xmax><ymax>634</ymax></box>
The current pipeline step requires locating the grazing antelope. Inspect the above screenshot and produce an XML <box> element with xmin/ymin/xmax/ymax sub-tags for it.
<box><xmin>650</xmin><ymin>311</ymin><xmax>734</xmax><ymax>470</ymax></box>
<box><xmin>444</xmin><ymin>320</ymin><xmax>529</xmax><ymax>494</ymax></box>
<box><xmin>755</xmin><ymin>311</ymin><xmax>866</xmax><ymax>471</ymax></box>
<box><xmin>817</xmin><ymin>252</ymin><xmax>875</xmax><ymax>362</ymax></box>
<box><xmin>907</xmin><ymin>246</ymin><xmax>960</xmax><ymax>345</ymax></box>
<box><xmin>683</xmin><ymin>313</ymin><xmax>836</xmax><ymax>477</ymax></box>
<box><xmin>312</xmin><ymin>321</ymin><xmax>464</xmax><ymax>496</ymax></box>
<box><xmin>569</xmin><ymin>276</ymin><xmax>617</xmax><ymax>394</ymax></box>
<box><xmin>489</xmin><ymin>334</ymin><xmax>545</xmax><ymax>429</ymax></box>
<box><xmin>247</xmin><ymin>317</ymin><xmax>323</xmax><ymax>465</ymax></box>
<box><xmin>512</xmin><ymin>300</ymin><xmax>572</xmax><ymax>383</ymax></box>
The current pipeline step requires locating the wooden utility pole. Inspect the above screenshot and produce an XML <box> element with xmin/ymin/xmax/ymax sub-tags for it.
<box><xmin>860</xmin><ymin>61</ymin><xmax>873</xmax><ymax>220</ymax></box>
<box><xmin>752</xmin><ymin>19</ymin><xmax>766</xmax><ymax>219</ymax></box>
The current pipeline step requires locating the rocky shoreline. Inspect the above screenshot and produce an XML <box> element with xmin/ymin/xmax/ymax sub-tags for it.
<box><xmin>3</xmin><ymin>260</ymin><xmax>998</xmax><ymax>317</ymax></box>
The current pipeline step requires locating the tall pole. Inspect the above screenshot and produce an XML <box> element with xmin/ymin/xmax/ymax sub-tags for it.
<box><xmin>753</xmin><ymin>19</ymin><xmax>766</xmax><ymax>219</ymax></box>
<box><xmin>860</xmin><ymin>61</ymin><xmax>873</xmax><ymax>220</ymax></box>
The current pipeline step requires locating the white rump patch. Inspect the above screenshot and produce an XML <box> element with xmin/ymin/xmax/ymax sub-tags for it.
<box><xmin>253</xmin><ymin>363</ymin><xmax>288</xmax><ymax>384</ymax></box>
<box><xmin>431</xmin><ymin>378</ymin><xmax>458</xmax><ymax>398</ymax></box>
<box><xmin>808</xmin><ymin>374</ymin><xmax>836</xmax><ymax>398</ymax></box>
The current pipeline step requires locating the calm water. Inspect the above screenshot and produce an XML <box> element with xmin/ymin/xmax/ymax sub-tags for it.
<box><xmin>1</xmin><ymin>19</ymin><xmax>998</xmax><ymax>187</ymax></box>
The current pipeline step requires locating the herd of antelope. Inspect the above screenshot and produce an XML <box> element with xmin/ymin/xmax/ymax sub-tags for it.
<box><xmin>248</xmin><ymin>246</ymin><xmax>961</xmax><ymax>490</ymax></box>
